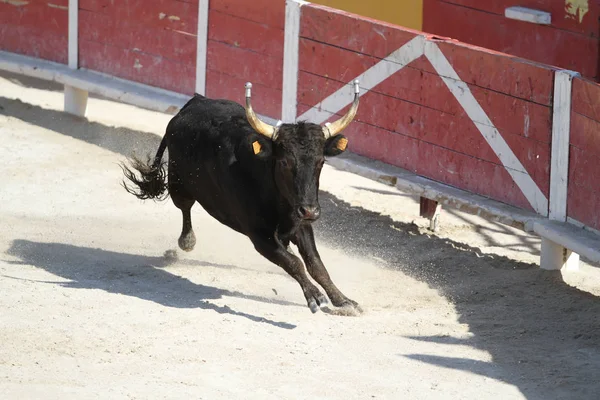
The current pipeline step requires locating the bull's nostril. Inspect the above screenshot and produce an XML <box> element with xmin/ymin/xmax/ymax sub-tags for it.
<box><xmin>298</xmin><ymin>205</ymin><xmax>320</xmax><ymax>220</ymax></box>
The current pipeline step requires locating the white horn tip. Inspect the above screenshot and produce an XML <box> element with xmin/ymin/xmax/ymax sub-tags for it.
<box><xmin>245</xmin><ymin>82</ymin><xmax>253</xmax><ymax>89</ymax></box>
<box><xmin>245</xmin><ymin>82</ymin><xmax>253</xmax><ymax>98</ymax></box>
<box><xmin>353</xmin><ymin>80</ymin><xmax>360</xmax><ymax>94</ymax></box>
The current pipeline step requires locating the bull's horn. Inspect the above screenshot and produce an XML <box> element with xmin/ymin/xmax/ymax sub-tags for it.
<box><xmin>323</xmin><ymin>80</ymin><xmax>360</xmax><ymax>139</ymax></box>
<box><xmin>245</xmin><ymin>82</ymin><xmax>281</xmax><ymax>140</ymax></box>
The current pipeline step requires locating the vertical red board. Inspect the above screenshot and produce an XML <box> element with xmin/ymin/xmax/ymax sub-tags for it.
<box><xmin>78</xmin><ymin>0</ymin><xmax>198</xmax><ymax>95</ymax></box>
<box><xmin>0</xmin><ymin>0</ymin><xmax>69</xmax><ymax>63</ymax></box>
<box><xmin>568</xmin><ymin>77</ymin><xmax>600</xmax><ymax>230</ymax></box>
<box><xmin>205</xmin><ymin>0</ymin><xmax>284</xmax><ymax>119</ymax></box>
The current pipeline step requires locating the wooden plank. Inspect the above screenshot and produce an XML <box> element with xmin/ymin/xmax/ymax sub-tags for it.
<box><xmin>301</xmin><ymin>4</ymin><xmax>555</xmax><ymax>105</ymax></box>
<box><xmin>207</xmin><ymin>40</ymin><xmax>282</xmax><ymax>91</ymax></box>
<box><xmin>568</xmin><ymin>145</ymin><xmax>600</xmax><ymax>193</ymax></box>
<box><xmin>0</xmin><ymin>1</ymin><xmax>69</xmax><ymax>36</ymax></box>
<box><xmin>567</xmin><ymin>181</ymin><xmax>600</xmax><ymax>231</ymax></box>
<box><xmin>79</xmin><ymin>40</ymin><xmax>195</xmax><ymax>95</ymax></box>
<box><xmin>0</xmin><ymin>1</ymin><xmax>68</xmax><ymax>63</ymax></box>
<box><xmin>571</xmin><ymin>76</ymin><xmax>600</xmax><ymax>121</ymax></box>
<box><xmin>79</xmin><ymin>0</ymin><xmax>198</xmax><ymax>34</ymax></box>
<box><xmin>337</xmin><ymin>121</ymin><xmax>534</xmax><ymax>211</ymax></box>
<box><xmin>431</xmin><ymin>0</ymin><xmax>599</xmax><ymax>36</ymax></box>
<box><xmin>0</xmin><ymin>25</ymin><xmax>68</xmax><ymax>64</ymax></box>
<box><xmin>208</xmin><ymin>9</ymin><xmax>284</xmax><ymax>60</ymax></box>
<box><xmin>422</xmin><ymin>1</ymin><xmax>598</xmax><ymax>80</ymax></box>
<box><xmin>431</xmin><ymin>41</ymin><xmax>555</xmax><ymax>106</ymax></box>
<box><xmin>209</xmin><ymin>0</ymin><xmax>285</xmax><ymax>29</ymax></box>
<box><xmin>549</xmin><ymin>71</ymin><xmax>576</xmax><ymax>222</ymax></box>
<box><xmin>298</xmin><ymin>39</ymin><xmax>552</xmax><ymax>144</ymax></box>
<box><xmin>298</xmin><ymin>74</ymin><xmax>551</xmax><ymax>197</ymax></box>
<box><xmin>298</xmin><ymin>40</ymin><xmax>551</xmax><ymax>143</ymax></box>
<box><xmin>301</xmin><ymin>4</ymin><xmax>420</xmax><ymax>60</ymax></box>
<box><xmin>570</xmin><ymin>112</ymin><xmax>600</xmax><ymax>155</ymax></box>
<box><xmin>78</xmin><ymin>9</ymin><xmax>197</xmax><ymax>65</ymax></box>
<box><xmin>206</xmin><ymin>69</ymin><xmax>281</xmax><ymax>119</ymax></box>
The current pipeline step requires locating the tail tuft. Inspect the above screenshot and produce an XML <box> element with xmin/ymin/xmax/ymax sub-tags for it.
<box><xmin>120</xmin><ymin>154</ymin><xmax>169</xmax><ymax>201</ymax></box>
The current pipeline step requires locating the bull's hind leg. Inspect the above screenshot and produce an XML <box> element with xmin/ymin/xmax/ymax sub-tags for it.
<box><xmin>169</xmin><ymin>168</ymin><xmax>196</xmax><ymax>252</ymax></box>
<box><xmin>294</xmin><ymin>224</ymin><xmax>362</xmax><ymax>313</ymax></box>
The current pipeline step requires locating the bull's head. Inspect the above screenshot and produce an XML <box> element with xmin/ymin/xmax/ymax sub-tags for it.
<box><xmin>244</xmin><ymin>81</ymin><xmax>360</xmax><ymax>221</ymax></box>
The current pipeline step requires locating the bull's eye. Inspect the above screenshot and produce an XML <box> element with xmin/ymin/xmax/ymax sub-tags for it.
<box><xmin>279</xmin><ymin>159</ymin><xmax>289</xmax><ymax>168</ymax></box>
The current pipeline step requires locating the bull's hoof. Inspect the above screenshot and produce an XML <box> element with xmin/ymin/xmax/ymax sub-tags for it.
<box><xmin>322</xmin><ymin>298</ymin><xmax>363</xmax><ymax>317</ymax></box>
<box><xmin>178</xmin><ymin>231</ymin><xmax>196</xmax><ymax>252</ymax></box>
<box><xmin>305</xmin><ymin>288</ymin><xmax>329</xmax><ymax>314</ymax></box>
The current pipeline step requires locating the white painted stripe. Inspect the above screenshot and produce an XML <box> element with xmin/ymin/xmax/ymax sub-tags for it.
<box><xmin>195</xmin><ymin>0</ymin><xmax>210</xmax><ymax>95</ymax></box>
<box><xmin>281</xmin><ymin>0</ymin><xmax>309</xmax><ymax>122</ymax></box>
<box><xmin>505</xmin><ymin>6</ymin><xmax>551</xmax><ymax>25</ymax></box>
<box><xmin>68</xmin><ymin>0</ymin><xmax>78</xmax><ymax>69</ymax></box>
<box><xmin>424</xmin><ymin>41</ymin><xmax>549</xmax><ymax>215</ymax></box>
<box><xmin>298</xmin><ymin>35</ymin><xmax>425</xmax><ymax>123</ymax></box>
<box><xmin>549</xmin><ymin>70</ymin><xmax>578</xmax><ymax>221</ymax></box>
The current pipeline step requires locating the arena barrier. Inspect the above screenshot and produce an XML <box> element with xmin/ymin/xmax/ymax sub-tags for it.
<box><xmin>1</xmin><ymin>0</ymin><xmax>599</xmax><ymax>269</ymax></box>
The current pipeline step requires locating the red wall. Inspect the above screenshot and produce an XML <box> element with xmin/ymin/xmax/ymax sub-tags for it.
<box><xmin>78</xmin><ymin>0</ymin><xmax>198</xmax><ymax>95</ymax></box>
<box><xmin>206</xmin><ymin>0</ymin><xmax>284</xmax><ymax>118</ymax></box>
<box><xmin>423</xmin><ymin>0</ymin><xmax>600</xmax><ymax>81</ymax></box>
<box><xmin>569</xmin><ymin>77</ymin><xmax>600</xmax><ymax>230</ymax></box>
<box><xmin>0</xmin><ymin>0</ymin><xmax>69</xmax><ymax>64</ymax></box>
<box><xmin>298</xmin><ymin>5</ymin><xmax>554</xmax><ymax>213</ymax></box>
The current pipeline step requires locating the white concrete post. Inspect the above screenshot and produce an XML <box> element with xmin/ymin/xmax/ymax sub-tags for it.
<box><xmin>281</xmin><ymin>0</ymin><xmax>308</xmax><ymax>123</ymax></box>
<box><xmin>195</xmin><ymin>0</ymin><xmax>210</xmax><ymax>95</ymax></box>
<box><xmin>541</xmin><ymin>70</ymin><xmax>580</xmax><ymax>271</ymax></box>
<box><xmin>64</xmin><ymin>0</ymin><xmax>88</xmax><ymax>117</ymax></box>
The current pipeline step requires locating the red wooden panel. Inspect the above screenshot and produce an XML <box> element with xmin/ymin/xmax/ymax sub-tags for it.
<box><xmin>299</xmin><ymin>75</ymin><xmax>550</xmax><ymax>197</ymax></box>
<box><xmin>208</xmin><ymin>9</ymin><xmax>284</xmax><ymax>60</ymax></box>
<box><xmin>0</xmin><ymin>1</ymin><xmax>68</xmax><ymax>63</ymax></box>
<box><xmin>434</xmin><ymin>0</ymin><xmax>600</xmax><ymax>36</ymax></box>
<box><xmin>423</xmin><ymin>1</ymin><xmax>598</xmax><ymax>80</ymax></box>
<box><xmin>79</xmin><ymin>40</ymin><xmax>195</xmax><ymax>95</ymax></box>
<box><xmin>206</xmin><ymin>70</ymin><xmax>281</xmax><ymax>119</ymax></box>
<box><xmin>338</xmin><ymin>121</ymin><xmax>533</xmax><ymax>211</ymax></box>
<box><xmin>79</xmin><ymin>0</ymin><xmax>198</xmax><ymax>34</ymax></box>
<box><xmin>568</xmin><ymin>141</ymin><xmax>600</xmax><ymax>193</ymax></box>
<box><xmin>572</xmin><ymin>77</ymin><xmax>600</xmax><ymax>122</ymax></box>
<box><xmin>299</xmin><ymin>39</ymin><xmax>552</xmax><ymax>144</ymax></box>
<box><xmin>79</xmin><ymin>10</ymin><xmax>197</xmax><ymax>65</ymax></box>
<box><xmin>210</xmin><ymin>0</ymin><xmax>285</xmax><ymax>29</ymax></box>
<box><xmin>570</xmin><ymin>112</ymin><xmax>600</xmax><ymax>157</ymax></box>
<box><xmin>301</xmin><ymin>4</ymin><xmax>420</xmax><ymax>60</ymax></box>
<box><xmin>207</xmin><ymin>40</ymin><xmax>282</xmax><ymax>91</ymax></box>
<box><xmin>567</xmin><ymin>144</ymin><xmax>600</xmax><ymax>230</ymax></box>
<box><xmin>567</xmin><ymin>184</ymin><xmax>600</xmax><ymax>231</ymax></box>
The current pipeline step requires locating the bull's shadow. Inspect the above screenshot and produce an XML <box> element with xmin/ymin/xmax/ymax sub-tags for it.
<box><xmin>5</xmin><ymin>240</ymin><xmax>297</xmax><ymax>330</ymax></box>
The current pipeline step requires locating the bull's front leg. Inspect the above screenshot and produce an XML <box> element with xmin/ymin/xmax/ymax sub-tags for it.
<box><xmin>251</xmin><ymin>234</ymin><xmax>329</xmax><ymax>313</ymax></box>
<box><xmin>293</xmin><ymin>224</ymin><xmax>362</xmax><ymax>313</ymax></box>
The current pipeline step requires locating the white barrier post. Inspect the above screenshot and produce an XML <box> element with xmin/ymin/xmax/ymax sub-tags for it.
<box><xmin>282</xmin><ymin>0</ymin><xmax>308</xmax><ymax>123</ymax></box>
<box><xmin>541</xmin><ymin>70</ymin><xmax>580</xmax><ymax>271</ymax></box>
<box><xmin>195</xmin><ymin>0</ymin><xmax>210</xmax><ymax>95</ymax></box>
<box><xmin>64</xmin><ymin>0</ymin><xmax>88</xmax><ymax>117</ymax></box>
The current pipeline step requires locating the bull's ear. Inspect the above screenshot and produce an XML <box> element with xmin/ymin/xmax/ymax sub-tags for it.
<box><xmin>324</xmin><ymin>135</ymin><xmax>348</xmax><ymax>156</ymax></box>
<box><xmin>248</xmin><ymin>136</ymin><xmax>272</xmax><ymax>158</ymax></box>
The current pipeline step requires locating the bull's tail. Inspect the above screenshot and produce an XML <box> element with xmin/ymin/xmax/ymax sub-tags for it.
<box><xmin>120</xmin><ymin>136</ymin><xmax>169</xmax><ymax>201</ymax></box>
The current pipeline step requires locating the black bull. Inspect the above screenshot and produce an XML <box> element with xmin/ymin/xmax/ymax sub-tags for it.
<box><xmin>121</xmin><ymin>81</ymin><xmax>362</xmax><ymax>314</ymax></box>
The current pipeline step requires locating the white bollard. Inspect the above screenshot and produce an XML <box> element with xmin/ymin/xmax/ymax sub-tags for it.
<box><xmin>64</xmin><ymin>85</ymin><xmax>88</xmax><ymax>117</ymax></box>
<box><xmin>540</xmin><ymin>238</ymin><xmax>580</xmax><ymax>271</ymax></box>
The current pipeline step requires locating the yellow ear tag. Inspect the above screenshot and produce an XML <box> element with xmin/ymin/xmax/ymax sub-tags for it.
<box><xmin>252</xmin><ymin>140</ymin><xmax>262</xmax><ymax>155</ymax></box>
<box><xmin>336</xmin><ymin>137</ymin><xmax>348</xmax><ymax>151</ymax></box>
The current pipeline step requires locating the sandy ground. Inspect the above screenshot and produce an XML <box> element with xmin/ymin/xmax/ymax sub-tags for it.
<box><xmin>1</xmin><ymin>71</ymin><xmax>600</xmax><ymax>400</ymax></box>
